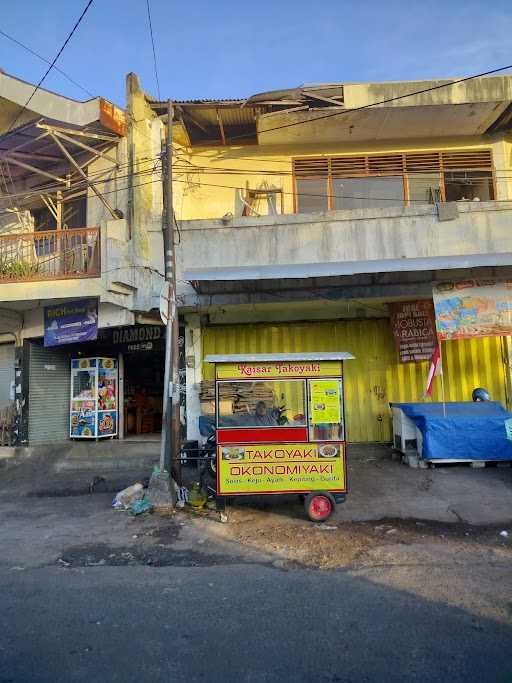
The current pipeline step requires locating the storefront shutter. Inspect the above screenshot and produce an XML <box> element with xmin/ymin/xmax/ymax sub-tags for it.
<box><xmin>28</xmin><ymin>343</ymin><xmax>70</xmax><ymax>445</ymax></box>
<box><xmin>201</xmin><ymin>321</ymin><xmax>507</xmax><ymax>443</ymax></box>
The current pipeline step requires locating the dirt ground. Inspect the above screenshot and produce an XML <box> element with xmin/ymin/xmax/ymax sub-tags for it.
<box><xmin>1</xmin><ymin>443</ymin><xmax>512</xmax><ymax>572</ymax></box>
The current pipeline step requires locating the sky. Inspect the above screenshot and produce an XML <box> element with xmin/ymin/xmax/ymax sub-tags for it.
<box><xmin>0</xmin><ymin>0</ymin><xmax>511</xmax><ymax>107</ymax></box>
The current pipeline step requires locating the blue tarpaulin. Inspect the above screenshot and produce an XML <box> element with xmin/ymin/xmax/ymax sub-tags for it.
<box><xmin>390</xmin><ymin>401</ymin><xmax>512</xmax><ymax>460</ymax></box>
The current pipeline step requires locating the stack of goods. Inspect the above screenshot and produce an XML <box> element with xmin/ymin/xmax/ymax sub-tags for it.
<box><xmin>230</xmin><ymin>383</ymin><xmax>275</xmax><ymax>415</ymax></box>
<box><xmin>199</xmin><ymin>380</ymin><xmax>215</xmax><ymax>415</ymax></box>
<box><xmin>198</xmin><ymin>380</ymin><xmax>275</xmax><ymax>416</ymax></box>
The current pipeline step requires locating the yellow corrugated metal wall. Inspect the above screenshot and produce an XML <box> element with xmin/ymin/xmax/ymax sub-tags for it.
<box><xmin>202</xmin><ymin>321</ymin><xmax>508</xmax><ymax>442</ymax></box>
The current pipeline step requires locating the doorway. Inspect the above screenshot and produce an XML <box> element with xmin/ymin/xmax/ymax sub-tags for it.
<box><xmin>123</xmin><ymin>349</ymin><xmax>164</xmax><ymax>440</ymax></box>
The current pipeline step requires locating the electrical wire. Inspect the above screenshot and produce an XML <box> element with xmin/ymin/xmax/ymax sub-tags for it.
<box><xmin>0</xmin><ymin>28</ymin><xmax>95</xmax><ymax>99</ymax></box>
<box><xmin>172</xmin><ymin>162</ymin><xmax>512</xmax><ymax>182</ymax></box>
<box><xmin>0</xmin><ymin>156</ymin><xmax>162</xmax><ymax>203</ymax></box>
<box><xmin>6</xmin><ymin>173</ymin><xmax>512</xmax><ymax>218</ymax></box>
<box><xmin>1</xmin><ymin>141</ymin><xmax>512</xmax><ymax>215</ymax></box>
<box><xmin>145</xmin><ymin>0</ymin><xmax>161</xmax><ymax>101</ymax></box>
<box><xmin>2</xmin><ymin>164</ymin><xmax>512</xmax><ymax>219</ymax></box>
<box><xmin>6</xmin><ymin>0</ymin><xmax>95</xmax><ymax>135</ymax></box>
<box><xmin>0</xmin><ymin>12</ymin><xmax>162</xmax><ymax>157</ymax></box>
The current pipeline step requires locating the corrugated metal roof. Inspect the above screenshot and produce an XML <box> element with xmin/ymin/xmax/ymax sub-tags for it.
<box><xmin>149</xmin><ymin>97</ymin><xmax>247</xmax><ymax>106</ymax></box>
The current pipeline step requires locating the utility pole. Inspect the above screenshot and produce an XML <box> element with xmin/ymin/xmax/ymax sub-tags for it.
<box><xmin>159</xmin><ymin>99</ymin><xmax>178</xmax><ymax>502</ymax></box>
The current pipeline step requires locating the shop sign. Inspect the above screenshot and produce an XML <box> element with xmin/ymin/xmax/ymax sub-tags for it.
<box><xmin>389</xmin><ymin>300</ymin><xmax>437</xmax><ymax>363</ymax></box>
<box><xmin>96</xmin><ymin>325</ymin><xmax>164</xmax><ymax>352</ymax></box>
<box><xmin>217</xmin><ymin>442</ymin><xmax>346</xmax><ymax>495</ymax></box>
<box><xmin>44</xmin><ymin>298</ymin><xmax>98</xmax><ymax>347</ymax></box>
<box><xmin>216</xmin><ymin>361</ymin><xmax>342</xmax><ymax>380</ymax></box>
<box><xmin>433</xmin><ymin>280</ymin><xmax>512</xmax><ymax>340</ymax></box>
<box><xmin>310</xmin><ymin>380</ymin><xmax>341</xmax><ymax>424</ymax></box>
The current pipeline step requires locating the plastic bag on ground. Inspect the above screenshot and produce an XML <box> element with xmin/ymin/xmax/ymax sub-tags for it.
<box><xmin>112</xmin><ymin>483</ymin><xmax>144</xmax><ymax>510</ymax></box>
<box><xmin>130</xmin><ymin>498</ymin><xmax>153</xmax><ymax>516</ymax></box>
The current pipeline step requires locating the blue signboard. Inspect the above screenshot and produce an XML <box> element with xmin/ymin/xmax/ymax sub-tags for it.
<box><xmin>44</xmin><ymin>299</ymin><xmax>98</xmax><ymax>347</ymax></box>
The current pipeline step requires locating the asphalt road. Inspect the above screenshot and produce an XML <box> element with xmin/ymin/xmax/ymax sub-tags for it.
<box><xmin>1</xmin><ymin>456</ymin><xmax>512</xmax><ymax>683</ymax></box>
<box><xmin>1</xmin><ymin>562</ymin><xmax>512</xmax><ymax>683</ymax></box>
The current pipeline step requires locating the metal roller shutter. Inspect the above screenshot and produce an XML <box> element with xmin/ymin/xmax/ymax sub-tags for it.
<box><xmin>0</xmin><ymin>344</ymin><xmax>15</xmax><ymax>410</ymax></box>
<box><xmin>202</xmin><ymin>321</ymin><xmax>508</xmax><ymax>443</ymax></box>
<box><xmin>28</xmin><ymin>344</ymin><xmax>70</xmax><ymax>445</ymax></box>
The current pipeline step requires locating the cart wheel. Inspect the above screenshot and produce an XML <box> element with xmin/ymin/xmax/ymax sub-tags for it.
<box><xmin>304</xmin><ymin>492</ymin><xmax>335</xmax><ymax>523</ymax></box>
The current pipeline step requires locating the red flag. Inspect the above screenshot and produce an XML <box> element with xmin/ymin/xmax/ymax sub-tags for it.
<box><xmin>425</xmin><ymin>345</ymin><xmax>442</xmax><ymax>396</ymax></box>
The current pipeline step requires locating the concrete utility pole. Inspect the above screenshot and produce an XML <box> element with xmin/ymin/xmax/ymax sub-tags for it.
<box><xmin>159</xmin><ymin>99</ymin><xmax>178</xmax><ymax>502</ymax></box>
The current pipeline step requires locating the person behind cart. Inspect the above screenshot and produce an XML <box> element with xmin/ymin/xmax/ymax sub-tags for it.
<box><xmin>253</xmin><ymin>400</ymin><xmax>278</xmax><ymax>426</ymax></box>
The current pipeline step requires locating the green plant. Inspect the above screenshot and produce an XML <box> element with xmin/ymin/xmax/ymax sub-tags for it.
<box><xmin>0</xmin><ymin>256</ymin><xmax>40</xmax><ymax>279</ymax></box>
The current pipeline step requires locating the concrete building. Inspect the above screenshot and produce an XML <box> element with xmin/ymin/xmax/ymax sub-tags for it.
<box><xmin>2</xmin><ymin>71</ymin><xmax>512</xmax><ymax>450</ymax></box>
<box><xmin>149</xmin><ymin>75</ymin><xmax>512</xmax><ymax>444</ymax></box>
<box><xmin>0</xmin><ymin>71</ymin><xmax>166</xmax><ymax>445</ymax></box>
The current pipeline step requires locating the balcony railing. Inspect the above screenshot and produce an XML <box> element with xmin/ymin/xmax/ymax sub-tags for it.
<box><xmin>0</xmin><ymin>227</ymin><xmax>100</xmax><ymax>282</ymax></box>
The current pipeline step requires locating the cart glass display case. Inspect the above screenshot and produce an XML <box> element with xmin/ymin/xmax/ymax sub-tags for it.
<box><xmin>205</xmin><ymin>353</ymin><xmax>354</xmax><ymax>522</ymax></box>
<box><xmin>70</xmin><ymin>357</ymin><xmax>118</xmax><ymax>438</ymax></box>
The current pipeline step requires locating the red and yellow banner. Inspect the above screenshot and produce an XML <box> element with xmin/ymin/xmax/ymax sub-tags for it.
<box><xmin>217</xmin><ymin>442</ymin><xmax>346</xmax><ymax>495</ymax></box>
<box><xmin>215</xmin><ymin>361</ymin><xmax>342</xmax><ymax>380</ymax></box>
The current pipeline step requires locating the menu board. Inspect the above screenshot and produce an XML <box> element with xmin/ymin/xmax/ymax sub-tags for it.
<box><xmin>310</xmin><ymin>380</ymin><xmax>341</xmax><ymax>425</ymax></box>
<box><xmin>389</xmin><ymin>300</ymin><xmax>437</xmax><ymax>363</ymax></box>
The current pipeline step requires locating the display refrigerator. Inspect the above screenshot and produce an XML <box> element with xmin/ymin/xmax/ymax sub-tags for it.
<box><xmin>70</xmin><ymin>357</ymin><xmax>118</xmax><ymax>438</ymax></box>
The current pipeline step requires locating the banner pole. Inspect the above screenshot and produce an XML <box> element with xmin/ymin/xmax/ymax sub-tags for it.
<box><xmin>439</xmin><ymin>340</ymin><xmax>447</xmax><ymax>417</ymax></box>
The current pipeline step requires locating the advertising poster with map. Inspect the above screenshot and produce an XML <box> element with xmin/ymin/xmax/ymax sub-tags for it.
<box><xmin>433</xmin><ymin>280</ymin><xmax>512</xmax><ymax>340</ymax></box>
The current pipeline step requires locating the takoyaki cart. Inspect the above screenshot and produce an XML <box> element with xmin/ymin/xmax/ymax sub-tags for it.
<box><xmin>204</xmin><ymin>353</ymin><xmax>354</xmax><ymax>522</ymax></box>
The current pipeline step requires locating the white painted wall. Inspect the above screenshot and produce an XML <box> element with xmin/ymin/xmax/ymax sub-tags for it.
<box><xmin>184</xmin><ymin>314</ymin><xmax>203</xmax><ymax>442</ymax></box>
<box><xmin>175</xmin><ymin>201</ymin><xmax>512</xmax><ymax>291</ymax></box>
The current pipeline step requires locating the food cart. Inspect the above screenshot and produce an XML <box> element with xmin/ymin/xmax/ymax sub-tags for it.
<box><xmin>204</xmin><ymin>353</ymin><xmax>354</xmax><ymax>522</ymax></box>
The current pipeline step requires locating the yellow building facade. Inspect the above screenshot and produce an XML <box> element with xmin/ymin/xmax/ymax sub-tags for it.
<box><xmin>156</xmin><ymin>77</ymin><xmax>512</xmax><ymax>443</ymax></box>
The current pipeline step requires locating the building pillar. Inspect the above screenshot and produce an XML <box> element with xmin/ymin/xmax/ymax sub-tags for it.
<box><xmin>184</xmin><ymin>314</ymin><xmax>202</xmax><ymax>442</ymax></box>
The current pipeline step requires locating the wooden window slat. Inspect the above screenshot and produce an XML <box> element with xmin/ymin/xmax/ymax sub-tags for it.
<box><xmin>404</xmin><ymin>153</ymin><xmax>441</xmax><ymax>172</ymax></box>
<box><xmin>440</xmin><ymin>150</ymin><xmax>492</xmax><ymax>170</ymax></box>
<box><xmin>330</xmin><ymin>156</ymin><xmax>367</xmax><ymax>176</ymax></box>
<box><xmin>367</xmin><ymin>154</ymin><xmax>404</xmax><ymax>174</ymax></box>
<box><xmin>293</xmin><ymin>157</ymin><xmax>329</xmax><ymax>178</ymax></box>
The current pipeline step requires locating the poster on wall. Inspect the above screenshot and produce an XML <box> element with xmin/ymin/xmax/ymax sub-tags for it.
<box><xmin>433</xmin><ymin>280</ymin><xmax>512</xmax><ymax>340</ymax></box>
<box><xmin>389</xmin><ymin>300</ymin><xmax>437</xmax><ymax>363</ymax></box>
<box><xmin>44</xmin><ymin>299</ymin><xmax>98</xmax><ymax>347</ymax></box>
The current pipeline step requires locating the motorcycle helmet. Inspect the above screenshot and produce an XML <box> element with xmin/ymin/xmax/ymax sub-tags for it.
<box><xmin>472</xmin><ymin>387</ymin><xmax>490</xmax><ymax>402</ymax></box>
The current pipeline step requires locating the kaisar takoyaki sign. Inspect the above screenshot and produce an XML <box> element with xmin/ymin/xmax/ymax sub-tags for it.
<box><xmin>216</xmin><ymin>361</ymin><xmax>342</xmax><ymax>379</ymax></box>
<box><xmin>217</xmin><ymin>442</ymin><xmax>346</xmax><ymax>495</ymax></box>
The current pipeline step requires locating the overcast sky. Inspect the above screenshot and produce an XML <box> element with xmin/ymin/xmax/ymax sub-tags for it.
<box><xmin>1</xmin><ymin>0</ymin><xmax>511</xmax><ymax>106</ymax></box>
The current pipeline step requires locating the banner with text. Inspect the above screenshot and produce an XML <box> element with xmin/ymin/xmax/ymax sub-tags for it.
<box><xmin>433</xmin><ymin>280</ymin><xmax>512</xmax><ymax>340</ymax></box>
<box><xmin>389</xmin><ymin>300</ymin><xmax>437</xmax><ymax>363</ymax></box>
<box><xmin>217</xmin><ymin>442</ymin><xmax>346</xmax><ymax>495</ymax></box>
<box><xmin>44</xmin><ymin>299</ymin><xmax>98</xmax><ymax>347</ymax></box>
<box><xmin>215</xmin><ymin>361</ymin><xmax>343</xmax><ymax>380</ymax></box>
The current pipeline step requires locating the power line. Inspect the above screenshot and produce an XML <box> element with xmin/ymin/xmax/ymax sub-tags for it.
<box><xmin>146</xmin><ymin>0</ymin><xmax>161</xmax><ymax>101</ymax></box>
<box><xmin>0</xmin><ymin>155</ymin><xmax>162</xmax><ymax>203</ymax></box>
<box><xmin>226</xmin><ymin>64</ymin><xmax>512</xmax><ymax>142</ymax></box>
<box><xmin>4</xmin><ymin>172</ymin><xmax>512</xmax><ymax>222</ymax></box>
<box><xmin>6</xmin><ymin>0</ymin><xmax>95</xmax><ymax>135</ymax></box>
<box><xmin>2</xmin><ymin>162</ymin><xmax>512</xmax><ymax>214</ymax></box>
<box><xmin>170</xmin><ymin>176</ymin><xmax>512</xmax><ymax>206</ymax></box>
<box><xmin>172</xmin><ymin>162</ymin><xmax>512</xmax><ymax>181</ymax></box>
<box><xmin>2</xmin><ymin>145</ymin><xmax>512</xmax><ymax>210</ymax></box>
<box><xmin>0</xmin><ymin>29</ymin><xmax>95</xmax><ymax>99</ymax></box>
